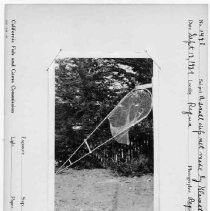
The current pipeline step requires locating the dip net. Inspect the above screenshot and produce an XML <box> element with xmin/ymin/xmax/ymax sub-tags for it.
<box><xmin>56</xmin><ymin>85</ymin><xmax>152</xmax><ymax>174</ymax></box>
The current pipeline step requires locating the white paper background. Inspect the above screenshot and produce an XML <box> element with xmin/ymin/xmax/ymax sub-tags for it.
<box><xmin>4</xmin><ymin>4</ymin><xmax>208</xmax><ymax>211</ymax></box>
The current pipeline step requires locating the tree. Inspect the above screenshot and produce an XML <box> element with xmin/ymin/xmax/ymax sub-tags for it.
<box><xmin>55</xmin><ymin>58</ymin><xmax>153</xmax><ymax>167</ymax></box>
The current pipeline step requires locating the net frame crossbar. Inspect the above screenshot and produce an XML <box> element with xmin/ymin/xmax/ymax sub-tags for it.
<box><xmin>56</xmin><ymin>83</ymin><xmax>152</xmax><ymax>174</ymax></box>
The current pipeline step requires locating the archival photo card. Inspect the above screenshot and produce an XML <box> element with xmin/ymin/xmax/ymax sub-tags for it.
<box><xmin>4</xmin><ymin>4</ymin><xmax>207</xmax><ymax>211</ymax></box>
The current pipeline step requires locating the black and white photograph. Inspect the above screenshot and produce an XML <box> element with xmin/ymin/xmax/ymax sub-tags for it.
<box><xmin>54</xmin><ymin>58</ymin><xmax>154</xmax><ymax>211</ymax></box>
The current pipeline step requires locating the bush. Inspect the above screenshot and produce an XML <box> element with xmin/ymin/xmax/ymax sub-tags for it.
<box><xmin>108</xmin><ymin>155</ymin><xmax>153</xmax><ymax>177</ymax></box>
<box><xmin>73</xmin><ymin>156</ymin><xmax>104</xmax><ymax>170</ymax></box>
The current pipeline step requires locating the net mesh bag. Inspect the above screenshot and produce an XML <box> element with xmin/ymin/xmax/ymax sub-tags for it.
<box><xmin>108</xmin><ymin>89</ymin><xmax>152</xmax><ymax>145</ymax></box>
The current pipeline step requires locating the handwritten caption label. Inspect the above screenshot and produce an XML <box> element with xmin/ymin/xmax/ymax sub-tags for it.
<box><xmin>182</xmin><ymin>20</ymin><xmax>207</xmax><ymax>211</ymax></box>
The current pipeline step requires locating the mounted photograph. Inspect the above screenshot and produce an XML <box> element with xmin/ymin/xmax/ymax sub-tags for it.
<box><xmin>54</xmin><ymin>57</ymin><xmax>154</xmax><ymax>211</ymax></box>
<box><xmin>4</xmin><ymin>4</ymin><xmax>207</xmax><ymax>211</ymax></box>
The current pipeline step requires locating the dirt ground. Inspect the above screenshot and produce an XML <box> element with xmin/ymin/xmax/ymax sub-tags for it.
<box><xmin>55</xmin><ymin>169</ymin><xmax>153</xmax><ymax>211</ymax></box>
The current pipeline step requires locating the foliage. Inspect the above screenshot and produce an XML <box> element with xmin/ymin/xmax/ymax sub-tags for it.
<box><xmin>55</xmin><ymin>58</ymin><xmax>153</xmax><ymax>174</ymax></box>
<box><xmin>108</xmin><ymin>155</ymin><xmax>153</xmax><ymax>177</ymax></box>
